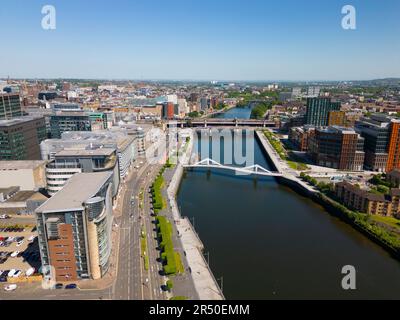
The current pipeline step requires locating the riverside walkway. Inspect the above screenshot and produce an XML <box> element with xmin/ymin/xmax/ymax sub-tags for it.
<box><xmin>255</xmin><ymin>130</ymin><xmax>317</xmax><ymax>193</ymax></box>
<box><xmin>165</xmin><ymin>135</ymin><xmax>225</xmax><ymax>300</ymax></box>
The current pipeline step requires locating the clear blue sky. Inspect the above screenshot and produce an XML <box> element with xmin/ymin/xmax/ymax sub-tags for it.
<box><xmin>1</xmin><ymin>0</ymin><xmax>399</xmax><ymax>81</ymax></box>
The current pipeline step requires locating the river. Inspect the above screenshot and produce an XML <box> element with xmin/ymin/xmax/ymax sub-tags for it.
<box><xmin>176</xmin><ymin>107</ymin><xmax>400</xmax><ymax>300</ymax></box>
<box><xmin>212</xmin><ymin>106</ymin><xmax>252</xmax><ymax>119</ymax></box>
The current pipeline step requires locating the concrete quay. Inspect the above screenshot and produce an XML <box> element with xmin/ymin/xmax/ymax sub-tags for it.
<box><xmin>255</xmin><ymin>130</ymin><xmax>317</xmax><ymax>194</ymax></box>
<box><xmin>166</xmin><ymin>133</ymin><xmax>224</xmax><ymax>300</ymax></box>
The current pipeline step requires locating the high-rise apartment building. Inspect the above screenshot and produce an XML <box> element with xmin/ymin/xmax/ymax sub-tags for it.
<box><xmin>308</xmin><ymin>126</ymin><xmax>365</xmax><ymax>171</ymax></box>
<box><xmin>387</xmin><ymin>119</ymin><xmax>400</xmax><ymax>172</ymax></box>
<box><xmin>36</xmin><ymin>172</ymin><xmax>114</xmax><ymax>281</ymax></box>
<box><xmin>305</xmin><ymin>97</ymin><xmax>341</xmax><ymax>127</ymax></box>
<box><xmin>0</xmin><ymin>93</ymin><xmax>22</xmax><ymax>120</ymax></box>
<box><xmin>162</xmin><ymin>102</ymin><xmax>175</xmax><ymax>119</ymax></box>
<box><xmin>355</xmin><ymin>115</ymin><xmax>400</xmax><ymax>172</ymax></box>
<box><xmin>0</xmin><ymin>116</ymin><xmax>46</xmax><ymax>160</ymax></box>
<box><xmin>355</xmin><ymin>115</ymin><xmax>391</xmax><ymax>172</ymax></box>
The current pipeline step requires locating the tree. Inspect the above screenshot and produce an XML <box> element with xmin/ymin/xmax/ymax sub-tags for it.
<box><xmin>188</xmin><ymin>111</ymin><xmax>199</xmax><ymax>118</ymax></box>
<box><xmin>215</xmin><ymin>102</ymin><xmax>227</xmax><ymax>110</ymax></box>
<box><xmin>166</xmin><ymin>280</ymin><xmax>173</xmax><ymax>292</ymax></box>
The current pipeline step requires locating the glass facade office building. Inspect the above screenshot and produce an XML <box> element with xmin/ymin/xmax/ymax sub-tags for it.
<box><xmin>0</xmin><ymin>93</ymin><xmax>22</xmax><ymax>120</ymax></box>
<box><xmin>305</xmin><ymin>97</ymin><xmax>341</xmax><ymax>127</ymax></box>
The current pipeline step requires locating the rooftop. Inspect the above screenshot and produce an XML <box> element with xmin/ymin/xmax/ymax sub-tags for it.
<box><xmin>0</xmin><ymin>116</ymin><xmax>44</xmax><ymax>127</ymax></box>
<box><xmin>317</xmin><ymin>126</ymin><xmax>357</xmax><ymax>134</ymax></box>
<box><xmin>0</xmin><ymin>160</ymin><xmax>47</xmax><ymax>170</ymax></box>
<box><xmin>36</xmin><ymin>172</ymin><xmax>112</xmax><ymax>213</ymax></box>
<box><xmin>55</xmin><ymin>148</ymin><xmax>116</xmax><ymax>157</ymax></box>
<box><xmin>6</xmin><ymin>191</ymin><xmax>37</xmax><ymax>203</ymax></box>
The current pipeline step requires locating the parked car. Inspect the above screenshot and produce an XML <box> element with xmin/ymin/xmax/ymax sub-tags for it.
<box><xmin>28</xmin><ymin>235</ymin><xmax>36</xmax><ymax>242</ymax></box>
<box><xmin>13</xmin><ymin>270</ymin><xmax>22</xmax><ymax>278</ymax></box>
<box><xmin>10</xmin><ymin>251</ymin><xmax>20</xmax><ymax>258</ymax></box>
<box><xmin>1</xmin><ymin>270</ymin><xmax>9</xmax><ymax>277</ymax></box>
<box><xmin>25</xmin><ymin>268</ymin><xmax>35</xmax><ymax>276</ymax></box>
<box><xmin>16</xmin><ymin>240</ymin><xmax>24</xmax><ymax>247</ymax></box>
<box><xmin>4</xmin><ymin>284</ymin><xmax>17</xmax><ymax>291</ymax></box>
<box><xmin>7</xmin><ymin>269</ymin><xmax>16</xmax><ymax>277</ymax></box>
<box><xmin>54</xmin><ymin>283</ymin><xmax>63</xmax><ymax>289</ymax></box>
<box><xmin>65</xmin><ymin>284</ymin><xmax>77</xmax><ymax>289</ymax></box>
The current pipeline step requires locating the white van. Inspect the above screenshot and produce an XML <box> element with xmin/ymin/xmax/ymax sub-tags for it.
<box><xmin>4</xmin><ymin>284</ymin><xmax>17</xmax><ymax>291</ymax></box>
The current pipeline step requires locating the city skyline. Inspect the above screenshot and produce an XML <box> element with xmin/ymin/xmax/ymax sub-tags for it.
<box><xmin>1</xmin><ymin>0</ymin><xmax>399</xmax><ymax>81</ymax></box>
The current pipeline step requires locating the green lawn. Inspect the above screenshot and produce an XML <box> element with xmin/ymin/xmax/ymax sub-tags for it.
<box><xmin>370</xmin><ymin>215</ymin><xmax>400</xmax><ymax>230</ymax></box>
<box><xmin>287</xmin><ymin>160</ymin><xmax>309</xmax><ymax>171</ymax></box>
<box><xmin>170</xmin><ymin>296</ymin><xmax>187</xmax><ymax>300</ymax></box>
<box><xmin>175</xmin><ymin>252</ymin><xmax>185</xmax><ymax>274</ymax></box>
<box><xmin>264</xmin><ymin>131</ymin><xmax>309</xmax><ymax>171</ymax></box>
<box><xmin>141</xmin><ymin>227</ymin><xmax>149</xmax><ymax>271</ymax></box>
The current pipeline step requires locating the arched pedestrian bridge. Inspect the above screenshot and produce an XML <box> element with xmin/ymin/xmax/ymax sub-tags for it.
<box><xmin>183</xmin><ymin>158</ymin><xmax>283</xmax><ymax>177</ymax></box>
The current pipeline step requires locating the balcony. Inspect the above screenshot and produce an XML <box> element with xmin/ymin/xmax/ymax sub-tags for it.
<box><xmin>46</xmin><ymin>162</ymin><xmax>82</xmax><ymax>170</ymax></box>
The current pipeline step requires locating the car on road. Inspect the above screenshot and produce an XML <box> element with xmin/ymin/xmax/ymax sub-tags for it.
<box><xmin>0</xmin><ymin>214</ymin><xmax>10</xmax><ymax>219</ymax></box>
<box><xmin>4</xmin><ymin>284</ymin><xmax>17</xmax><ymax>291</ymax></box>
<box><xmin>54</xmin><ymin>283</ymin><xmax>63</xmax><ymax>289</ymax></box>
<box><xmin>65</xmin><ymin>284</ymin><xmax>77</xmax><ymax>289</ymax></box>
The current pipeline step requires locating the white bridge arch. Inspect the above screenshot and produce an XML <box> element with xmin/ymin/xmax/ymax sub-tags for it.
<box><xmin>183</xmin><ymin>158</ymin><xmax>283</xmax><ymax>177</ymax></box>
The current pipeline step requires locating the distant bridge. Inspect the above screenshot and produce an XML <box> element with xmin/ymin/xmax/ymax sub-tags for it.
<box><xmin>183</xmin><ymin>158</ymin><xmax>283</xmax><ymax>177</ymax></box>
<box><xmin>167</xmin><ymin>118</ymin><xmax>276</xmax><ymax>128</ymax></box>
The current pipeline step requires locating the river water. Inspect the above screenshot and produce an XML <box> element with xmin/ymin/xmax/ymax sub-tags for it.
<box><xmin>176</xmin><ymin>108</ymin><xmax>400</xmax><ymax>300</ymax></box>
<box><xmin>213</xmin><ymin>106</ymin><xmax>252</xmax><ymax>119</ymax></box>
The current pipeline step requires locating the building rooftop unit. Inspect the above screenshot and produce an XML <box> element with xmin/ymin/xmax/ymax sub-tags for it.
<box><xmin>52</xmin><ymin>111</ymin><xmax>87</xmax><ymax>117</ymax></box>
<box><xmin>36</xmin><ymin>172</ymin><xmax>112</xmax><ymax>213</ymax></box>
<box><xmin>0</xmin><ymin>160</ymin><xmax>47</xmax><ymax>170</ymax></box>
<box><xmin>316</xmin><ymin>126</ymin><xmax>358</xmax><ymax>135</ymax></box>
